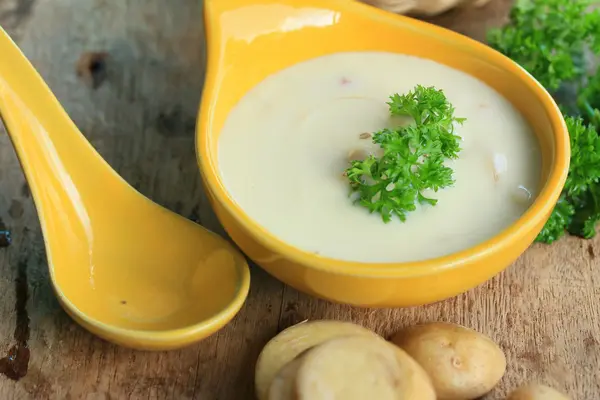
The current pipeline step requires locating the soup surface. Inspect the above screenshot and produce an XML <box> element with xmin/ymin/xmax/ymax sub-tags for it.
<box><xmin>217</xmin><ymin>52</ymin><xmax>541</xmax><ymax>263</ymax></box>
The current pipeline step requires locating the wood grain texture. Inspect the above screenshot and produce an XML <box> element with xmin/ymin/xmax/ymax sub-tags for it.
<box><xmin>0</xmin><ymin>0</ymin><xmax>598</xmax><ymax>399</ymax></box>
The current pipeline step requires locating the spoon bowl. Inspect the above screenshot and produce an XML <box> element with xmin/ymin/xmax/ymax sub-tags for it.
<box><xmin>0</xmin><ymin>27</ymin><xmax>250</xmax><ymax>350</ymax></box>
<box><xmin>198</xmin><ymin>0</ymin><xmax>569</xmax><ymax>307</ymax></box>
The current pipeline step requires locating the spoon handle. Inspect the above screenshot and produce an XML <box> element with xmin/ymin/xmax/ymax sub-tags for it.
<box><xmin>0</xmin><ymin>27</ymin><xmax>125</xmax><ymax>213</ymax></box>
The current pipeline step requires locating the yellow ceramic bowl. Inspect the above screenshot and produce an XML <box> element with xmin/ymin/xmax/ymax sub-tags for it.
<box><xmin>197</xmin><ymin>0</ymin><xmax>569</xmax><ymax>307</ymax></box>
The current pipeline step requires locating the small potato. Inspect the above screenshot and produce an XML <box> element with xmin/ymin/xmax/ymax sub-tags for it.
<box><xmin>506</xmin><ymin>383</ymin><xmax>571</xmax><ymax>400</ymax></box>
<box><xmin>255</xmin><ymin>320</ymin><xmax>380</xmax><ymax>400</ymax></box>
<box><xmin>391</xmin><ymin>322</ymin><xmax>506</xmax><ymax>400</ymax></box>
<box><xmin>295</xmin><ymin>336</ymin><xmax>435</xmax><ymax>400</ymax></box>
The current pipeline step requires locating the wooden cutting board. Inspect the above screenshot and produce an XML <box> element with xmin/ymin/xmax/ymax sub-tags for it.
<box><xmin>0</xmin><ymin>0</ymin><xmax>598</xmax><ymax>398</ymax></box>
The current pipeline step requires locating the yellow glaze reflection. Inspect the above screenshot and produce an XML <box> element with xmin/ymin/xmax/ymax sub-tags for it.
<box><xmin>198</xmin><ymin>0</ymin><xmax>569</xmax><ymax>307</ymax></box>
<box><xmin>0</xmin><ymin>27</ymin><xmax>250</xmax><ymax>351</ymax></box>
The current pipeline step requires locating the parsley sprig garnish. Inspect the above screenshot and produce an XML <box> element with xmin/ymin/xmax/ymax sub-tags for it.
<box><xmin>345</xmin><ymin>85</ymin><xmax>464</xmax><ymax>223</ymax></box>
<box><xmin>488</xmin><ymin>0</ymin><xmax>600</xmax><ymax>243</ymax></box>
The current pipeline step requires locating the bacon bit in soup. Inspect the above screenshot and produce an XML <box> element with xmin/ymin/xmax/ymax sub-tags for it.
<box><xmin>359</xmin><ymin>132</ymin><xmax>372</xmax><ymax>139</ymax></box>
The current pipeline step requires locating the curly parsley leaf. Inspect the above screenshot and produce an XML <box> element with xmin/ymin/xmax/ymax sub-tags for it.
<box><xmin>535</xmin><ymin>117</ymin><xmax>600</xmax><ymax>243</ymax></box>
<box><xmin>563</xmin><ymin>117</ymin><xmax>600</xmax><ymax>197</ymax></box>
<box><xmin>345</xmin><ymin>85</ymin><xmax>463</xmax><ymax>223</ymax></box>
<box><xmin>536</xmin><ymin>195</ymin><xmax>575</xmax><ymax>244</ymax></box>
<box><xmin>564</xmin><ymin>117</ymin><xmax>600</xmax><ymax>239</ymax></box>
<box><xmin>568</xmin><ymin>184</ymin><xmax>600</xmax><ymax>238</ymax></box>
<box><xmin>577</xmin><ymin>72</ymin><xmax>600</xmax><ymax>127</ymax></box>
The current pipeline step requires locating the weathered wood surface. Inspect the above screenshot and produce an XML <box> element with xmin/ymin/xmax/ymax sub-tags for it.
<box><xmin>0</xmin><ymin>0</ymin><xmax>598</xmax><ymax>399</ymax></box>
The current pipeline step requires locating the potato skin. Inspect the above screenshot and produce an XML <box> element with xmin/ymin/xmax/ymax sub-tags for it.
<box><xmin>391</xmin><ymin>322</ymin><xmax>506</xmax><ymax>400</ymax></box>
<box><xmin>506</xmin><ymin>384</ymin><xmax>571</xmax><ymax>400</ymax></box>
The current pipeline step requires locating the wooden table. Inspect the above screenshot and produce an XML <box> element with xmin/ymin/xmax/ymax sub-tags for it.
<box><xmin>0</xmin><ymin>0</ymin><xmax>598</xmax><ymax>398</ymax></box>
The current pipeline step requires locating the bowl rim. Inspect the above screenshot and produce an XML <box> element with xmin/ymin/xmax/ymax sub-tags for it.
<box><xmin>197</xmin><ymin>0</ymin><xmax>570</xmax><ymax>278</ymax></box>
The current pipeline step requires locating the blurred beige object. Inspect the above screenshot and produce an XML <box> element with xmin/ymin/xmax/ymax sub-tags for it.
<box><xmin>360</xmin><ymin>0</ymin><xmax>493</xmax><ymax>16</ymax></box>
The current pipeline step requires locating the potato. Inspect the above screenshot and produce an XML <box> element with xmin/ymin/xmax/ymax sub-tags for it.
<box><xmin>391</xmin><ymin>322</ymin><xmax>506</xmax><ymax>400</ymax></box>
<box><xmin>295</xmin><ymin>336</ymin><xmax>436</xmax><ymax>400</ymax></box>
<box><xmin>506</xmin><ymin>383</ymin><xmax>571</xmax><ymax>400</ymax></box>
<box><xmin>255</xmin><ymin>320</ymin><xmax>381</xmax><ymax>400</ymax></box>
<box><xmin>267</xmin><ymin>357</ymin><xmax>304</xmax><ymax>400</ymax></box>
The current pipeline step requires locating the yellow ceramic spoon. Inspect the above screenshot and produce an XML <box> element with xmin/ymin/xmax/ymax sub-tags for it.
<box><xmin>0</xmin><ymin>27</ymin><xmax>250</xmax><ymax>351</ymax></box>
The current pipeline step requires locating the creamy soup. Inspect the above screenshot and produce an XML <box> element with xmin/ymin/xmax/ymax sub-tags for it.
<box><xmin>217</xmin><ymin>52</ymin><xmax>541</xmax><ymax>263</ymax></box>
